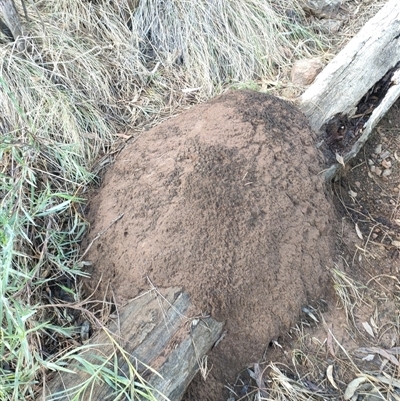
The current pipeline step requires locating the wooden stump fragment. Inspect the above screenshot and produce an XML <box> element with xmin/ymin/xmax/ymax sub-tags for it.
<box><xmin>299</xmin><ymin>0</ymin><xmax>400</xmax><ymax>180</ymax></box>
<box><xmin>0</xmin><ymin>0</ymin><xmax>27</xmax><ymax>51</ymax></box>
<box><xmin>43</xmin><ymin>287</ymin><xmax>223</xmax><ymax>401</ymax></box>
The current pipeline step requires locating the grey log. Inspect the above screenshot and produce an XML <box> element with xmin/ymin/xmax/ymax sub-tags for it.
<box><xmin>42</xmin><ymin>287</ymin><xmax>224</xmax><ymax>401</ymax></box>
<box><xmin>0</xmin><ymin>0</ymin><xmax>27</xmax><ymax>50</ymax></box>
<box><xmin>299</xmin><ymin>0</ymin><xmax>400</xmax><ymax>180</ymax></box>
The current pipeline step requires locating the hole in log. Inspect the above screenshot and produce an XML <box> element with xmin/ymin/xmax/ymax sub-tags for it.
<box><xmin>323</xmin><ymin>60</ymin><xmax>400</xmax><ymax>160</ymax></box>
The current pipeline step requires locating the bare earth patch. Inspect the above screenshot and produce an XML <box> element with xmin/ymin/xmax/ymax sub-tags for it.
<box><xmin>82</xmin><ymin>90</ymin><xmax>338</xmax><ymax>400</ymax></box>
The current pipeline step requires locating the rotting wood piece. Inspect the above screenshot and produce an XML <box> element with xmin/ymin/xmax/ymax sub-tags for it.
<box><xmin>299</xmin><ymin>0</ymin><xmax>400</xmax><ymax>180</ymax></box>
<box><xmin>0</xmin><ymin>0</ymin><xmax>27</xmax><ymax>50</ymax></box>
<box><xmin>42</xmin><ymin>287</ymin><xmax>224</xmax><ymax>401</ymax></box>
<box><xmin>324</xmin><ymin>63</ymin><xmax>400</xmax><ymax>151</ymax></box>
<box><xmin>322</xmin><ymin>68</ymin><xmax>400</xmax><ymax>180</ymax></box>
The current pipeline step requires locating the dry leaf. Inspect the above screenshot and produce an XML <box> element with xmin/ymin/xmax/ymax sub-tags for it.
<box><xmin>348</xmin><ymin>189</ymin><xmax>357</xmax><ymax>198</ymax></box>
<box><xmin>114</xmin><ymin>133</ymin><xmax>132</xmax><ymax>139</ymax></box>
<box><xmin>327</xmin><ymin>365</ymin><xmax>338</xmax><ymax>389</ymax></box>
<box><xmin>327</xmin><ymin>330</ymin><xmax>335</xmax><ymax>357</ymax></box>
<box><xmin>362</xmin><ymin>354</ymin><xmax>375</xmax><ymax>361</ymax></box>
<box><xmin>376</xmin><ymin>374</ymin><xmax>400</xmax><ymax>388</ymax></box>
<box><xmin>248</xmin><ymin>364</ymin><xmax>268</xmax><ymax>398</ymax></box>
<box><xmin>344</xmin><ymin>377</ymin><xmax>367</xmax><ymax>400</ymax></box>
<box><xmin>386</xmin><ymin>347</ymin><xmax>400</xmax><ymax>355</ymax></box>
<box><xmin>370</xmin><ymin>317</ymin><xmax>378</xmax><ymax>330</ymax></box>
<box><xmin>392</xmin><ymin>241</ymin><xmax>400</xmax><ymax>248</ymax></box>
<box><xmin>355</xmin><ymin>223</ymin><xmax>363</xmax><ymax>240</ymax></box>
<box><xmin>376</xmin><ymin>348</ymin><xmax>400</xmax><ymax>366</ymax></box>
<box><xmin>359</xmin><ymin>347</ymin><xmax>400</xmax><ymax>366</ymax></box>
<box><xmin>362</xmin><ymin>322</ymin><xmax>375</xmax><ymax>338</ymax></box>
<box><xmin>302</xmin><ymin>307</ymin><xmax>319</xmax><ymax>323</ymax></box>
<box><xmin>380</xmin><ymin>358</ymin><xmax>389</xmax><ymax>372</ymax></box>
<box><xmin>336</xmin><ymin>153</ymin><xmax>345</xmax><ymax>167</ymax></box>
<box><xmin>182</xmin><ymin>86</ymin><xmax>202</xmax><ymax>93</ymax></box>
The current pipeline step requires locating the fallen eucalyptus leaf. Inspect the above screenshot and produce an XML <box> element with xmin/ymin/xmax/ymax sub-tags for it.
<box><xmin>344</xmin><ymin>377</ymin><xmax>367</xmax><ymax>400</ymax></box>
<box><xmin>336</xmin><ymin>153</ymin><xmax>345</xmax><ymax>167</ymax></box>
<box><xmin>355</xmin><ymin>223</ymin><xmax>363</xmax><ymax>240</ymax></box>
<box><xmin>327</xmin><ymin>365</ymin><xmax>338</xmax><ymax>389</ymax></box>
<box><xmin>362</xmin><ymin>354</ymin><xmax>375</xmax><ymax>362</ymax></box>
<box><xmin>362</xmin><ymin>322</ymin><xmax>375</xmax><ymax>338</ymax></box>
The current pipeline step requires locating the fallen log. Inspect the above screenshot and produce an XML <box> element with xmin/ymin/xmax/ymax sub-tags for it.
<box><xmin>42</xmin><ymin>287</ymin><xmax>223</xmax><ymax>401</ymax></box>
<box><xmin>0</xmin><ymin>0</ymin><xmax>27</xmax><ymax>51</ymax></box>
<box><xmin>299</xmin><ymin>0</ymin><xmax>400</xmax><ymax>180</ymax></box>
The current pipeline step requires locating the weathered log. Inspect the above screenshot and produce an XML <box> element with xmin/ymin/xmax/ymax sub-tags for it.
<box><xmin>43</xmin><ymin>287</ymin><xmax>223</xmax><ymax>401</ymax></box>
<box><xmin>0</xmin><ymin>0</ymin><xmax>27</xmax><ymax>51</ymax></box>
<box><xmin>299</xmin><ymin>0</ymin><xmax>400</xmax><ymax>180</ymax></box>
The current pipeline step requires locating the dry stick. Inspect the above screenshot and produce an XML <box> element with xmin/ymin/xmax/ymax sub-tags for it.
<box><xmin>146</xmin><ymin>276</ymin><xmax>187</xmax><ymax>317</ymax></box>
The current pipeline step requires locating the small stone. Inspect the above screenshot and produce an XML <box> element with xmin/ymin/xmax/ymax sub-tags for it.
<box><xmin>381</xmin><ymin>159</ymin><xmax>392</xmax><ymax>169</ymax></box>
<box><xmin>302</xmin><ymin>0</ymin><xmax>341</xmax><ymax>18</ymax></box>
<box><xmin>291</xmin><ymin>58</ymin><xmax>324</xmax><ymax>86</ymax></box>
<box><xmin>355</xmin><ymin>181</ymin><xmax>361</xmax><ymax>188</ymax></box>
<box><xmin>368</xmin><ymin>159</ymin><xmax>374</xmax><ymax>166</ymax></box>
<box><xmin>372</xmin><ymin>233</ymin><xmax>378</xmax><ymax>239</ymax></box>
<box><xmin>375</xmin><ymin>167</ymin><xmax>382</xmax><ymax>176</ymax></box>
<box><xmin>316</xmin><ymin>19</ymin><xmax>343</xmax><ymax>34</ymax></box>
<box><xmin>380</xmin><ymin>150</ymin><xmax>391</xmax><ymax>159</ymax></box>
<box><xmin>370</xmin><ymin>165</ymin><xmax>376</xmax><ymax>173</ymax></box>
<box><xmin>375</xmin><ymin>144</ymin><xmax>382</xmax><ymax>154</ymax></box>
<box><xmin>382</xmin><ymin>169</ymin><xmax>392</xmax><ymax>177</ymax></box>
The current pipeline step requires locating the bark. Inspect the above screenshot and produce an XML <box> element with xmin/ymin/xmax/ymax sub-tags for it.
<box><xmin>42</xmin><ymin>287</ymin><xmax>224</xmax><ymax>401</ymax></box>
<box><xmin>0</xmin><ymin>0</ymin><xmax>27</xmax><ymax>50</ymax></box>
<box><xmin>299</xmin><ymin>0</ymin><xmax>400</xmax><ymax>180</ymax></box>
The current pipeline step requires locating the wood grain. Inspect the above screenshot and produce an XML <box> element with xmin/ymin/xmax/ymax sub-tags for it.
<box><xmin>42</xmin><ymin>287</ymin><xmax>223</xmax><ymax>401</ymax></box>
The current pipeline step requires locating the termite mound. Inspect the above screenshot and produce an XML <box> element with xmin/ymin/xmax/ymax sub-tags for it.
<box><xmin>83</xmin><ymin>90</ymin><xmax>337</xmax><ymax>400</ymax></box>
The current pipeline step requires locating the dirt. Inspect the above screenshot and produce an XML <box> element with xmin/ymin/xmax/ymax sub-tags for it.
<box><xmin>82</xmin><ymin>90</ymin><xmax>338</xmax><ymax>400</ymax></box>
<box><xmin>332</xmin><ymin>102</ymin><xmax>400</xmax><ymax>264</ymax></box>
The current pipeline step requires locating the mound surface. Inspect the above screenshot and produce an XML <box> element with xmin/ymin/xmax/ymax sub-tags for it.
<box><xmin>83</xmin><ymin>90</ymin><xmax>336</xmax><ymax>400</ymax></box>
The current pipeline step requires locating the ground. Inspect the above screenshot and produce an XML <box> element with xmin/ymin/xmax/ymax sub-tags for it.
<box><xmin>2</xmin><ymin>1</ymin><xmax>396</xmax><ymax>400</ymax></box>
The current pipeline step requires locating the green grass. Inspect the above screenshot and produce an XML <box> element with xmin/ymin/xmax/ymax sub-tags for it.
<box><xmin>0</xmin><ymin>0</ymin><xmax>332</xmax><ymax>399</ymax></box>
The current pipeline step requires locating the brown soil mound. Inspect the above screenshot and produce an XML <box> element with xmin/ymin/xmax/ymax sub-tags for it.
<box><xmin>83</xmin><ymin>90</ymin><xmax>337</xmax><ymax>400</ymax></box>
